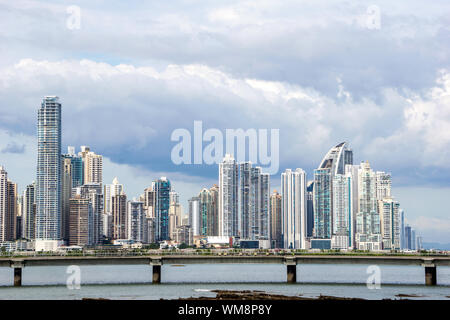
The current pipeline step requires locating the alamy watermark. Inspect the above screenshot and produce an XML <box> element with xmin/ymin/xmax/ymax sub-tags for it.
<box><xmin>66</xmin><ymin>265</ymin><xmax>81</xmax><ymax>290</ymax></box>
<box><xmin>366</xmin><ymin>5</ymin><xmax>381</xmax><ymax>30</ymax></box>
<box><xmin>366</xmin><ymin>265</ymin><xmax>381</xmax><ymax>290</ymax></box>
<box><xmin>66</xmin><ymin>5</ymin><xmax>81</xmax><ymax>30</ymax></box>
<box><xmin>171</xmin><ymin>121</ymin><xmax>280</xmax><ymax>175</ymax></box>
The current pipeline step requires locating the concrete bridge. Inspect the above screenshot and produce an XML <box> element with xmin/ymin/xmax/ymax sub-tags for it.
<box><xmin>1</xmin><ymin>254</ymin><xmax>449</xmax><ymax>287</ymax></box>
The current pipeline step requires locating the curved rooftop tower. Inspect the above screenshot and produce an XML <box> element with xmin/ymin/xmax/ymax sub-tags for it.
<box><xmin>317</xmin><ymin>142</ymin><xmax>353</xmax><ymax>175</ymax></box>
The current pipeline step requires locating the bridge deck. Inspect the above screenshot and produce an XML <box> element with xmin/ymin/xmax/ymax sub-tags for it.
<box><xmin>0</xmin><ymin>255</ymin><xmax>449</xmax><ymax>267</ymax></box>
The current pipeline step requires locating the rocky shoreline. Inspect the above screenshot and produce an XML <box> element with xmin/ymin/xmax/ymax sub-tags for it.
<box><xmin>181</xmin><ymin>290</ymin><xmax>366</xmax><ymax>301</ymax></box>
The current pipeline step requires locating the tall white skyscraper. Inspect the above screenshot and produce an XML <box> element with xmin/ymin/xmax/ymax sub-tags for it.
<box><xmin>36</xmin><ymin>96</ymin><xmax>62</xmax><ymax>241</ymax></box>
<box><xmin>379</xmin><ymin>197</ymin><xmax>400</xmax><ymax>250</ymax></box>
<box><xmin>355</xmin><ymin>161</ymin><xmax>382</xmax><ymax>251</ymax></box>
<box><xmin>332</xmin><ymin>171</ymin><xmax>354</xmax><ymax>249</ymax></box>
<box><xmin>218</xmin><ymin>154</ymin><xmax>238</xmax><ymax>237</ymax></box>
<box><xmin>104</xmin><ymin>177</ymin><xmax>123</xmax><ymax>214</ymax></box>
<box><xmin>188</xmin><ymin>196</ymin><xmax>200</xmax><ymax>236</ymax></box>
<box><xmin>281</xmin><ymin>168</ymin><xmax>307</xmax><ymax>249</ymax></box>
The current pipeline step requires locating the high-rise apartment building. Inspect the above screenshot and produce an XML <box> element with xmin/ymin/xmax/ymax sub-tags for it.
<box><xmin>306</xmin><ymin>181</ymin><xmax>314</xmax><ymax>238</ymax></box>
<box><xmin>218</xmin><ymin>154</ymin><xmax>238</xmax><ymax>237</ymax></box>
<box><xmin>74</xmin><ymin>183</ymin><xmax>103</xmax><ymax>245</ymax></box>
<box><xmin>112</xmin><ymin>192</ymin><xmax>127</xmax><ymax>240</ymax></box>
<box><xmin>79</xmin><ymin>146</ymin><xmax>103</xmax><ymax>187</ymax></box>
<box><xmin>36</xmin><ymin>96</ymin><xmax>62</xmax><ymax>241</ymax></box>
<box><xmin>168</xmin><ymin>191</ymin><xmax>182</xmax><ymax>240</ymax></box>
<box><xmin>270</xmin><ymin>190</ymin><xmax>282</xmax><ymax>248</ymax></box>
<box><xmin>331</xmin><ymin>171</ymin><xmax>353</xmax><ymax>249</ymax></box>
<box><xmin>104</xmin><ymin>177</ymin><xmax>123</xmax><ymax>214</ymax></box>
<box><xmin>355</xmin><ymin>161</ymin><xmax>382</xmax><ymax>251</ymax></box>
<box><xmin>127</xmin><ymin>200</ymin><xmax>144</xmax><ymax>242</ymax></box>
<box><xmin>69</xmin><ymin>196</ymin><xmax>91</xmax><ymax>246</ymax></box>
<box><xmin>281</xmin><ymin>168</ymin><xmax>307</xmax><ymax>249</ymax></box>
<box><xmin>239</xmin><ymin>163</ymin><xmax>271</xmax><ymax>241</ymax></box>
<box><xmin>153</xmin><ymin>177</ymin><xmax>171</xmax><ymax>241</ymax></box>
<box><xmin>61</xmin><ymin>155</ymin><xmax>72</xmax><ymax>242</ymax></box>
<box><xmin>208</xmin><ymin>185</ymin><xmax>219</xmax><ymax>236</ymax></box>
<box><xmin>0</xmin><ymin>167</ymin><xmax>17</xmax><ymax>241</ymax></box>
<box><xmin>313</xmin><ymin>142</ymin><xmax>353</xmax><ymax>243</ymax></box>
<box><xmin>379</xmin><ymin>198</ymin><xmax>400</xmax><ymax>250</ymax></box>
<box><xmin>188</xmin><ymin>196</ymin><xmax>200</xmax><ymax>236</ymax></box>
<box><xmin>199</xmin><ymin>188</ymin><xmax>212</xmax><ymax>236</ymax></box>
<box><xmin>22</xmin><ymin>182</ymin><xmax>36</xmax><ymax>240</ymax></box>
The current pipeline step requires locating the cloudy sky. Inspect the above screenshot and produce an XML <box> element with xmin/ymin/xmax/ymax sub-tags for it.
<box><xmin>0</xmin><ymin>0</ymin><xmax>449</xmax><ymax>243</ymax></box>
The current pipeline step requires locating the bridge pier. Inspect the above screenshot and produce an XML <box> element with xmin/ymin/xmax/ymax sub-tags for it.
<box><xmin>424</xmin><ymin>266</ymin><xmax>437</xmax><ymax>286</ymax></box>
<box><xmin>151</xmin><ymin>259</ymin><xmax>162</xmax><ymax>284</ymax></box>
<box><xmin>10</xmin><ymin>261</ymin><xmax>24</xmax><ymax>287</ymax></box>
<box><xmin>285</xmin><ymin>258</ymin><xmax>297</xmax><ymax>283</ymax></box>
<box><xmin>14</xmin><ymin>267</ymin><xmax>22</xmax><ymax>287</ymax></box>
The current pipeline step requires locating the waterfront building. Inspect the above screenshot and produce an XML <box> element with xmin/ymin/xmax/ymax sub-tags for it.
<box><xmin>270</xmin><ymin>190</ymin><xmax>282</xmax><ymax>249</ymax></box>
<box><xmin>218</xmin><ymin>154</ymin><xmax>238</xmax><ymax>237</ymax></box>
<box><xmin>313</xmin><ymin>142</ymin><xmax>353</xmax><ymax>243</ymax></box>
<box><xmin>379</xmin><ymin>198</ymin><xmax>400</xmax><ymax>250</ymax></box>
<box><xmin>69</xmin><ymin>196</ymin><xmax>91</xmax><ymax>246</ymax></box>
<box><xmin>79</xmin><ymin>146</ymin><xmax>103</xmax><ymax>188</ymax></box>
<box><xmin>22</xmin><ymin>183</ymin><xmax>36</xmax><ymax>240</ymax></box>
<box><xmin>0</xmin><ymin>167</ymin><xmax>17</xmax><ymax>241</ymax></box>
<box><xmin>36</xmin><ymin>96</ymin><xmax>62</xmax><ymax>241</ymax></box>
<box><xmin>355</xmin><ymin>161</ymin><xmax>382</xmax><ymax>251</ymax></box>
<box><xmin>112</xmin><ymin>192</ymin><xmax>127</xmax><ymax>240</ymax></box>
<box><xmin>281</xmin><ymin>168</ymin><xmax>307</xmax><ymax>249</ymax></box>
<box><xmin>188</xmin><ymin>196</ymin><xmax>201</xmax><ymax>236</ymax></box>
<box><xmin>208</xmin><ymin>185</ymin><xmax>219</xmax><ymax>236</ymax></box>
<box><xmin>332</xmin><ymin>171</ymin><xmax>353</xmax><ymax>249</ymax></box>
<box><xmin>104</xmin><ymin>178</ymin><xmax>123</xmax><ymax>215</ymax></box>
<box><xmin>153</xmin><ymin>177</ymin><xmax>171</xmax><ymax>241</ymax></box>
<box><xmin>127</xmin><ymin>200</ymin><xmax>145</xmax><ymax>242</ymax></box>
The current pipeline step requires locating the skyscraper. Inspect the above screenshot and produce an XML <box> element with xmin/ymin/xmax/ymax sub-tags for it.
<box><xmin>69</xmin><ymin>196</ymin><xmax>91</xmax><ymax>246</ymax></box>
<box><xmin>36</xmin><ymin>96</ymin><xmax>62</xmax><ymax>241</ymax></box>
<box><xmin>355</xmin><ymin>161</ymin><xmax>382</xmax><ymax>251</ymax></box>
<box><xmin>22</xmin><ymin>182</ymin><xmax>36</xmax><ymax>240</ymax></box>
<box><xmin>400</xmin><ymin>209</ymin><xmax>405</xmax><ymax>249</ymax></box>
<box><xmin>112</xmin><ymin>192</ymin><xmax>127</xmax><ymax>240</ymax></box>
<box><xmin>379</xmin><ymin>198</ymin><xmax>400</xmax><ymax>250</ymax></box>
<box><xmin>0</xmin><ymin>167</ymin><xmax>17</xmax><ymax>241</ymax></box>
<box><xmin>61</xmin><ymin>155</ymin><xmax>72</xmax><ymax>242</ymax></box>
<box><xmin>74</xmin><ymin>183</ymin><xmax>103</xmax><ymax>245</ymax></box>
<box><xmin>281</xmin><ymin>168</ymin><xmax>307</xmax><ymax>249</ymax></box>
<box><xmin>79</xmin><ymin>146</ymin><xmax>103</xmax><ymax>188</ymax></box>
<box><xmin>153</xmin><ymin>177</ymin><xmax>171</xmax><ymax>241</ymax></box>
<box><xmin>313</xmin><ymin>142</ymin><xmax>352</xmax><ymax>242</ymax></box>
<box><xmin>270</xmin><ymin>190</ymin><xmax>282</xmax><ymax>248</ymax></box>
<box><xmin>208</xmin><ymin>185</ymin><xmax>219</xmax><ymax>236</ymax></box>
<box><xmin>218</xmin><ymin>154</ymin><xmax>238</xmax><ymax>237</ymax></box>
<box><xmin>104</xmin><ymin>177</ymin><xmax>123</xmax><ymax>214</ymax></box>
<box><xmin>239</xmin><ymin>163</ymin><xmax>270</xmax><ymax>241</ymax></box>
<box><xmin>306</xmin><ymin>181</ymin><xmax>314</xmax><ymax>238</ymax></box>
<box><xmin>127</xmin><ymin>200</ymin><xmax>145</xmax><ymax>242</ymax></box>
<box><xmin>199</xmin><ymin>188</ymin><xmax>212</xmax><ymax>236</ymax></box>
<box><xmin>332</xmin><ymin>171</ymin><xmax>353</xmax><ymax>249</ymax></box>
<box><xmin>168</xmin><ymin>191</ymin><xmax>182</xmax><ymax>240</ymax></box>
<box><xmin>188</xmin><ymin>196</ymin><xmax>201</xmax><ymax>236</ymax></box>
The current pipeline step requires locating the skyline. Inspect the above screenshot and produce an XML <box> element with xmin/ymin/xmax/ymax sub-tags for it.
<box><xmin>0</xmin><ymin>1</ymin><xmax>449</xmax><ymax>243</ymax></box>
<box><xmin>0</xmin><ymin>95</ymin><xmax>422</xmax><ymax>252</ymax></box>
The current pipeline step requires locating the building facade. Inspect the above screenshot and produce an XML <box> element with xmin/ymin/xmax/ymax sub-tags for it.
<box><xmin>36</xmin><ymin>96</ymin><xmax>62</xmax><ymax>241</ymax></box>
